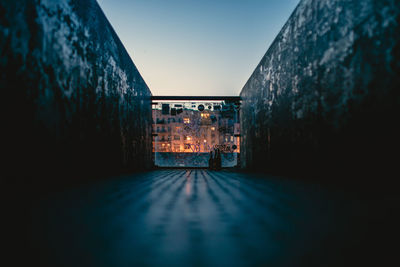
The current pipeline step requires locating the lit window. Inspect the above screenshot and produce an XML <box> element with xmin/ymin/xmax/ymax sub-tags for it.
<box><xmin>186</xmin><ymin>136</ymin><xmax>191</xmax><ymax>141</ymax></box>
<box><xmin>203</xmin><ymin>139</ymin><xmax>207</xmax><ymax>143</ymax></box>
<box><xmin>211</xmin><ymin>127</ymin><xmax>215</xmax><ymax>131</ymax></box>
<box><xmin>184</xmin><ymin>118</ymin><xmax>190</xmax><ymax>124</ymax></box>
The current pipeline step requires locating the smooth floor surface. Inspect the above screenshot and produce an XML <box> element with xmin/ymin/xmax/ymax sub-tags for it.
<box><xmin>30</xmin><ymin>170</ymin><xmax>397</xmax><ymax>266</ymax></box>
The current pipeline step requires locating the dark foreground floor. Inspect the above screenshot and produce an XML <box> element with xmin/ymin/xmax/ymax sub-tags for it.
<box><xmin>27</xmin><ymin>170</ymin><xmax>397</xmax><ymax>266</ymax></box>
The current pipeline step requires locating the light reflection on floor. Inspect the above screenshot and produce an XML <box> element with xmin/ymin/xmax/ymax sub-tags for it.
<box><xmin>31</xmin><ymin>170</ymin><xmax>397</xmax><ymax>266</ymax></box>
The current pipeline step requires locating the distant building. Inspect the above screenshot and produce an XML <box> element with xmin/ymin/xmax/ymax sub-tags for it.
<box><xmin>152</xmin><ymin>103</ymin><xmax>239</xmax><ymax>154</ymax></box>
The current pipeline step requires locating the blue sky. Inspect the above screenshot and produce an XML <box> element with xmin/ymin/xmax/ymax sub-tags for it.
<box><xmin>96</xmin><ymin>0</ymin><xmax>299</xmax><ymax>96</ymax></box>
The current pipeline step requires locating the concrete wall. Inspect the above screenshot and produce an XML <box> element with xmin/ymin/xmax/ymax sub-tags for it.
<box><xmin>240</xmin><ymin>0</ymin><xmax>400</xmax><ymax>181</ymax></box>
<box><xmin>1</xmin><ymin>0</ymin><xmax>153</xmax><ymax>182</ymax></box>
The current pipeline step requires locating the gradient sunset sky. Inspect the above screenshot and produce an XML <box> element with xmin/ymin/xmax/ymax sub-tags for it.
<box><xmin>97</xmin><ymin>0</ymin><xmax>299</xmax><ymax>96</ymax></box>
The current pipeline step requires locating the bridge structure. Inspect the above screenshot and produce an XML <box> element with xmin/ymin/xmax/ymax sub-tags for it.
<box><xmin>2</xmin><ymin>0</ymin><xmax>399</xmax><ymax>266</ymax></box>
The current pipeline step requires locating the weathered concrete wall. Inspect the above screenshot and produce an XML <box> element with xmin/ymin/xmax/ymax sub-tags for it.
<box><xmin>1</xmin><ymin>0</ymin><xmax>153</xmax><ymax>181</ymax></box>
<box><xmin>240</xmin><ymin>0</ymin><xmax>400</xmax><ymax>181</ymax></box>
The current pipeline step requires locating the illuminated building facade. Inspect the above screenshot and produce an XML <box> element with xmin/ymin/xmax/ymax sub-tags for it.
<box><xmin>152</xmin><ymin>102</ymin><xmax>240</xmax><ymax>154</ymax></box>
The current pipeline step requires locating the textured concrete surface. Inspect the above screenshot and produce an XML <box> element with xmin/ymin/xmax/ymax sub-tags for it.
<box><xmin>1</xmin><ymin>0</ymin><xmax>152</xmax><ymax>180</ymax></box>
<box><xmin>28</xmin><ymin>170</ymin><xmax>398</xmax><ymax>266</ymax></box>
<box><xmin>240</xmin><ymin>0</ymin><xmax>400</xmax><ymax>180</ymax></box>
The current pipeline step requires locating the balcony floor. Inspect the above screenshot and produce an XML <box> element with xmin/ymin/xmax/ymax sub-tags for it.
<box><xmin>30</xmin><ymin>170</ymin><xmax>397</xmax><ymax>266</ymax></box>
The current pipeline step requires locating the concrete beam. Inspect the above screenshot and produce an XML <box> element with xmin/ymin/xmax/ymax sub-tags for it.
<box><xmin>1</xmin><ymin>0</ymin><xmax>153</xmax><ymax>182</ymax></box>
<box><xmin>239</xmin><ymin>0</ymin><xmax>400</xmax><ymax>182</ymax></box>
